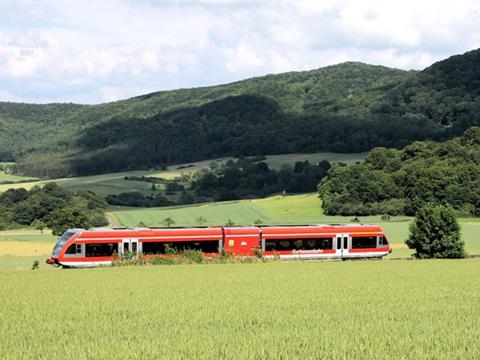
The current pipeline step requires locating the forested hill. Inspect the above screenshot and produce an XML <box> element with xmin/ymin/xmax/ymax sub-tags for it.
<box><xmin>1</xmin><ymin>48</ymin><xmax>480</xmax><ymax>177</ymax></box>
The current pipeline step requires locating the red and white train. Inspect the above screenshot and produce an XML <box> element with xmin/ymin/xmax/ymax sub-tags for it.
<box><xmin>46</xmin><ymin>224</ymin><xmax>391</xmax><ymax>268</ymax></box>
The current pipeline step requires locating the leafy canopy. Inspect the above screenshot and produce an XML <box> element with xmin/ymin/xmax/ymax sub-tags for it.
<box><xmin>406</xmin><ymin>204</ymin><xmax>465</xmax><ymax>259</ymax></box>
<box><xmin>319</xmin><ymin>127</ymin><xmax>480</xmax><ymax>216</ymax></box>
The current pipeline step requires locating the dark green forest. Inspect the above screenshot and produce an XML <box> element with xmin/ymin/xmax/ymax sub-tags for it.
<box><xmin>1</xmin><ymin>48</ymin><xmax>480</xmax><ymax>177</ymax></box>
<box><xmin>319</xmin><ymin>127</ymin><xmax>480</xmax><ymax>217</ymax></box>
<box><xmin>0</xmin><ymin>183</ymin><xmax>108</xmax><ymax>234</ymax></box>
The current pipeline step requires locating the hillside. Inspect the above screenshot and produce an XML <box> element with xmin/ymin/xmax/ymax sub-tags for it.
<box><xmin>372</xmin><ymin>48</ymin><xmax>480</xmax><ymax>133</ymax></box>
<box><xmin>1</xmin><ymin>48</ymin><xmax>480</xmax><ymax>177</ymax></box>
<box><xmin>319</xmin><ymin>126</ymin><xmax>480</xmax><ymax>217</ymax></box>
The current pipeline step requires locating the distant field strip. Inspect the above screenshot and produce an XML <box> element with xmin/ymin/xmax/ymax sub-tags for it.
<box><xmin>112</xmin><ymin>201</ymin><xmax>274</xmax><ymax>227</ymax></box>
<box><xmin>0</xmin><ymin>152</ymin><xmax>366</xmax><ymax>194</ymax></box>
<box><xmin>0</xmin><ymin>241</ymin><xmax>52</xmax><ymax>256</ymax></box>
<box><xmin>0</xmin><ymin>260</ymin><xmax>478</xmax><ymax>358</ymax></box>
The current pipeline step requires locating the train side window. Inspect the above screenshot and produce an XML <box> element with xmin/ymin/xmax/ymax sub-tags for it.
<box><xmin>305</xmin><ymin>239</ymin><xmax>316</xmax><ymax>249</ymax></box>
<box><xmin>293</xmin><ymin>240</ymin><xmax>303</xmax><ymax>249</ymax></box>
<box><xmin>142</xmin><ymin>241</ymin><xmax>220</xmax><ymax>254</ymax></box>
<box><xmin>265</xmin><ymin>238</ymin><xmax>334</xmax><ymax>251</ymax></box>
<box><xmin>85</xmin><ymin>243</ymin><xmax>119</xmax><ymax>257</ymax></box>
<box><xmin>378</xmin><ymin>236</ymin><xmax>388</xmax><ymax>245</ymax></box>
<box><xmin>65</xmin><ymin>243</ymin><xmax>81</xmax><ymax>255</ymax></box>
<box><xmin>324</xmin><ymin>238</ymin><xmax>333</xmax><ymax>249</ymax></box>
<box><xmin>351</xmin><ymin>236</ymin><xmax>377</xmax><ymax>249</ymax></box>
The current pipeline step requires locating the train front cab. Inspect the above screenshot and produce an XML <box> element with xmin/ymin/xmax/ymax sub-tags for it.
<box><xmin>46</xmin><ymin>229</ymin><xmax>83</xmax><ymax>267</ymax></box>
<box><xmin>47</xmin><ymin>229</ymin><xmax>126</xmax><ymax>268</ymax></box>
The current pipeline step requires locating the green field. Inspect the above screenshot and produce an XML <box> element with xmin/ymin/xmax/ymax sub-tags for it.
<box><xmin>0</xmin><ymin>260</ymin><xmax>478</xmax><ymax>358</ymax></box>
<box><xmin>110</xmin><ymin>194</ymin><xmax>480</xmax><ymax>258</ymax></box>
<box><xmin>0</xmin><ymin>152</ymin><xmax>366</xmax><ymax>195</ymax></box>
<box><xmin>0</xmin><ymin>162</ymin><xmax>38</xmax><ymax>183</ymax></box>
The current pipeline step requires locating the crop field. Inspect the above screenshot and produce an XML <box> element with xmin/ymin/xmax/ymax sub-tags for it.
<box><xmin>0</xmin><ymin>260</ymin><xmax>478</xmax><ymax>358</ymax></box>
<box><xmin>0</xmin><ymin>152</ymin><xmax>366</xmax><ymax>195</ymax></box>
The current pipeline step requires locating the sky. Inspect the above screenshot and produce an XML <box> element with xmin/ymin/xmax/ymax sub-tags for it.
<box><xmin>1</xmin><ymin>0</ymin><xmax>480</xmax><ymax>104</ymax></box>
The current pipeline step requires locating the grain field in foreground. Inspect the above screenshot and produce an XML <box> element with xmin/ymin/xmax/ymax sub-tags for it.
<box><xmin>0</xmin><ymin>260</ymin><xmax>478</xmax><ymax>359</ymax></box>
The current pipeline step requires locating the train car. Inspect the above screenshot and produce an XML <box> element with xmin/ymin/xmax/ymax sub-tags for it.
<box><xmin>46</xmin><ymin>224</ymin><xmax>391</xmax><ymax>268</ymax></box>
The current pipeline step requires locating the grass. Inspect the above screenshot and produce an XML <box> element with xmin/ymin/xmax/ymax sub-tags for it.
<box><xmin>252</xmin><ymin>193</ymin><xmax>325</xmax><ymax>216</ymax></box>
<box><xmin>0</xmin><ymin>241</ymin><xmax>53</xmax><ymax>257</ymax></box>
<box><xmin>0</xmin><ymin>152</ymin><xmax>366</xmax><ymax>195</ymax></box>
<box><xmin>0</xmin><ymin>260</ymin><xmax>478</xmax><ymax>358</ymax></box>
<box><xmin>0</xmin><ymin>229</ymin><xmax>57</xmax><ymax>242</ymax></box>
<box><xmin>0</xmin><ymin>256</ymin><xmax>53</xmax><ymax>271</ymax></box>
<box><xmin>0</xmin><ymin>229</ymin><xmax>57</xmax><ymax>260</ymax></box>
<box><xmin>263</xmin><ymin>152</ymin><xmax>367</xmax><ymax>169</ymax></box>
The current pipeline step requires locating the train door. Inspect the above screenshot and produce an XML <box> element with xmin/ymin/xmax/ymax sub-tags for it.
<box><xmin>122</xmin><ymin>238</ymin><xmax>140</xmax><ymax>256</ymax></box>
<box><xmin>335</xmin><ymin>234</ymin><xmax>349</xmax><ymax>259</ymax></box>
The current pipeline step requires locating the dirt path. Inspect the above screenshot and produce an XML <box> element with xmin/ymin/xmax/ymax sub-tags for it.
<box><xmin>105</xmin><ymin>213</ymin><xmax>119</xmax><ymax>227</ymax></box>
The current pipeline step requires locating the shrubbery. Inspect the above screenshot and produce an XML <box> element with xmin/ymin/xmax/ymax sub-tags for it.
<box><xmin>111</xmin><ymin>249</ymin><xmax>267</xmax><ymax>267</ymax></box>
<box><xmin>106</xmin><ymin>192</ymin><xmax>173</xmax><ymax>207</ymax></box>
<box><xmin>406</xmin><ymin>204</ymin><xmax>465</xmax><ymax>258</ymax></box>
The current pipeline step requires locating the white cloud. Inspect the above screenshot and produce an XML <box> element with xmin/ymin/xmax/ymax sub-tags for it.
<box><xmin>0</xmin><ymin>89</ymin><xmax>24</xmax><ymax>102</ymax></box>
<box><xmin>0</xmin><ymin>0</ymin><xmax>479</xmax><ymax>103</ymax></box>
<box><xmin>225</xmin><ymin>43</ymin><xmax>263</xmax><ymax>72</ymax></box>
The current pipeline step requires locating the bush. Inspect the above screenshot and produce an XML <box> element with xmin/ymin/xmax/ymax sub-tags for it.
<box><xmin>406</xmin><ymin>204</ymin><xmax>465</xmax><ymax>259</ymax></box>
<box><xmin>90</xmin><ymin>213</ymin><xmax>109</xmax><ymax>227</ymax></box>
<box><xmin>47</xmin><ymin>206</ymin><xmax>92</xmax><ymax>236</ymax></box>
<box><xmin>182</xmin><ymin>250</ymin><xmax>204</xmax><ymax>263</ymax></box>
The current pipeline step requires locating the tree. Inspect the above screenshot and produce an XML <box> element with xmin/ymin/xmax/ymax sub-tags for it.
<box><xmin>31</xmin><ymin>219</ymin><xmax>46</xmax><ymax>234</ymax></box>
<box><xmin>162</xmin><ymin>217</ymin><xmax>175</xmax><ymax>228</ymax></box>
<box><xmin>150</xmin><ymin>183</ymin><xmax>157</xmax><ymax>191</ymax></box>
<box><xmin>90</xmin><ymin>213</ymin><xmax>109</xmax><ymax>227</ymax></box>
<box><xmin>195</xmin><ymin>216</ymin><xmax>207</xmax><ymax>226</ymax></box>
<box><xmin>225</xmin><ymin>219</ymin><xmax>235</xmax><ymax>227</ymax></box>
<box><xmin>47</xmin><ymin>207</ymin><xmax>92</xmax><ymax>236</ymax></box>
<box><xmin>406</xmin><ymin>204</ymin><xmax>465</xmax><ymax>258</ymax></box>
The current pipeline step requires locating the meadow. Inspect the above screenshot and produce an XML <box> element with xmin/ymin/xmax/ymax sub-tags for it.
<box><xmin>0</xmin><ymin>260</ymin><xmax>478</xmax><ymax>359</ymax></box>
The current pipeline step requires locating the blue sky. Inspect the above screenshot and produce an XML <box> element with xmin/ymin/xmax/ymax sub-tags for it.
<box><xmin>1</xmin><ymin>0</ymin><xmax>480</xmax><ymax>104</ymax></box>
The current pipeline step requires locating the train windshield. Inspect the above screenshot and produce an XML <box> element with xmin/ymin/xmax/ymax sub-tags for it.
<box><xmin>51</xmin><ymin>230</ymin><xmax>78</xmax><ymax>256</ymax></box>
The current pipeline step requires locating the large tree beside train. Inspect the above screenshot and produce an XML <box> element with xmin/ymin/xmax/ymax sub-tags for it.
<box><xmin>406</xmin><ymin>204</ymin><xmax>465</xmax><ymax>259</ymax></box>
<box><xmin>2</xmin><ymin>48</ymin><xmax>480</xmax><ymax>178</ymax></box>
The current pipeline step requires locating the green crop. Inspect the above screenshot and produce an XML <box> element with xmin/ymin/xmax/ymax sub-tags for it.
<box><xmin>0</xmin><ymin>260</ymin><xmax>478</xmax><ymax>358</ymax></box>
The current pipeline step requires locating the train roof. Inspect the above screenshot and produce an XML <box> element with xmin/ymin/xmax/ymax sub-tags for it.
<box><xmin>81</xmin><ymin>224</ymin><xmax>380</xmax><ymax>231</ymax></box>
